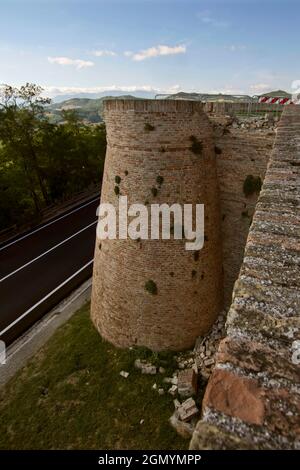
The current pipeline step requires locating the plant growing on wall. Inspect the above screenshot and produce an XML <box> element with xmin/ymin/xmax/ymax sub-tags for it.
<box><xmin>151</xmin><ymin>187</ymin><xmax>158</xmax><ymax>197</ymax></box>
<box><xmin>241</xmin><ymin>210</ymin><xmax>250</xmax><ymax>218</ymax></box>
<box><xmin>145</xmin><ymin>280</ymin><xmax>158</xmax><ymax>295</ymax></box>
<box><xmin>114</xmin><ymin>185</ymin><xmax>120</xmax><ymax>196</ymax></box>
<box><xmin>144</xmin><ymin>123</ymin><xmax>155</xmax><ymax>132</ymax></box>
<box><xmin>115</xmin><ymin>175</ymin><xmax>121</xmax><ymax>184</ymax></box>
<box><xmin>243</xmin><ymin>175</ymin><xmax>262</xmax><ymax>197</ymax></box>
<box><xmin>189</xmin><ymin>135</ymin><xmax>203</xmax><ymax>155</ymax></box>
<box><xmin>156</xmin><ymin>175</ymin><xmax>164</xmax><ymax>186</ymax></box>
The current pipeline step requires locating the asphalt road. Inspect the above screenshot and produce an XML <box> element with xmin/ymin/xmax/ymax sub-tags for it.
<box><xmin>0</xmin><ymin>196</ymin><xmax>99</xmax><ymax>345</ymax></box>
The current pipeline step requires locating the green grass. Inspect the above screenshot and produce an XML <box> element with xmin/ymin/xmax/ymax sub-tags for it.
<box><xmin>0</xmin><ymin>303</ymin><xmax>186</xmax><ymax>450</ymax></box>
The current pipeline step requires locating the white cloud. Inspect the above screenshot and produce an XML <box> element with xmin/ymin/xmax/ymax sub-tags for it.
<box><xmin>124</xmin><ymin>51</ymin><xmax>133</xmax><ymax>57</ymax></box>
<box><xmin>91</xmin><ymin>50</ymin><xmax>117</xmax><ymax>57</ymax></box>
<box><xmin>226</xmin><ymin>45</ymin><xmax>246</xmax><ymax>52</ymax></box>
<box><xmin>197</xmin><ymin>11</ymin><xmax>229</xmax><ymax>28</ymax></box>
<box><xmin>42</xmin><ymin>84</ymin><xmax>183</xmax><ymax>98</ymax></box>
<box><xmin>48</xmin><ymin>56</ymin><xmax>94</xmax><ymax>69</ymax></box>
<box><xmin>250</xmin><ymin>83</ymin><xmax>272</xmax><ymax>93</ymax></box>
<box><xmin>208</xmin><ymin>87</ymin><xmax>247</xmax><ymax>95</ymax></box>
<box><xmin>132</xmin><ymin>44</ymin><xmax>186</xmax><ymax>61</ymax></box>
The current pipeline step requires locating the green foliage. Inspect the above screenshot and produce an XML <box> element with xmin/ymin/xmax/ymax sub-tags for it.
<box><xmin>189</xmin><ymin>135</ymin><xmax>203</xmax><ymax>155</ymax></box>
<box><xmin>145</xmin><ymin>279</ymin><xmax>158</xmax><ymax>295</ymax></box>
<box><xmin>151</xmin><ymin>187</ymin><xmax>158</xmax><ymax>197</ymax></box>
<box><xmin>241</xmin><ymin>210</ymin><xmax>250</xmax><ymax>218</ymax></box>
<box><xmin>243</xmin><ymin>175</ymin><xmax>262</xmax><ymax>197</ymax></box>
<box><xmin>156</xmin><ymin>175</ymin><xmax>164</xmax><ymax>186</ymax></box>
<box><xmin>114</xmin><ymin>186</ymin><xmax>120</xmax><ymax>196</ymax></box>
<box><xmin>0</xmin><ymin>83</ymin><xmax>107</xmax><ymax>231</ymax></box>
<box><xmin>115</xmin><ymin>175</ymin><xmax>121</xmax><ymax>184</ymax></box>
<box><xmin>144</xmin><ymin>123</ymin><xmax>155</xmax><ymax>132</ymax></box>
<box><xmin>0</xmin><ymin>304</ymin><xmax>186</xmax><ymax>450</ymax></box>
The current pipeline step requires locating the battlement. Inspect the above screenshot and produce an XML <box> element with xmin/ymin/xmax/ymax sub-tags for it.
<box><xmin>103</xmin><ymin>98</ymin><xmax>204</xmax><ymax>114</ymax></box>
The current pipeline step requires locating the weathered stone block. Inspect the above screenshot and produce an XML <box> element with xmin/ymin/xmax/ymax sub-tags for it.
<box><xmin>178</xmin><ymin>368</ymin><xmax>198</xmax><ymax>397</ymax></box>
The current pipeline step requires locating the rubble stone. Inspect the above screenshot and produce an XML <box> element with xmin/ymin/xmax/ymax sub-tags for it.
<box><xmin>169</xmin><ymin>412</ymin><xmax>196</xmax><ymax>439</ymax></box>
<box><xmin>168</xmin><ymin>385</ymin><xmax>178</xmax><ymax>396</ymax></box>
<box><xmin>178</xmin><ymin>369</ymin><xmax>198</xmax><ymax>397</ymax></box>
<box><xmin>134</xmin><ymin>359</ymin><xmax>157</xmax><ymax>375</ymax></box>
<box><xmin>119</xmin><ymin>371</ymin><xmax>129</xmax><ymax>378</ymax></box>
<box><xmin>177</xmin><ymin>398</ymin><xmax>199</xmax><ymax>422</ymax></box>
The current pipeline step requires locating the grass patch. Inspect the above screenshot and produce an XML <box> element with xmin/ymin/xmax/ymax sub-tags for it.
<box><xmin>0</xmin><ymin>303</ymin><xmax>185</xmax><ymax>450</ymax></box>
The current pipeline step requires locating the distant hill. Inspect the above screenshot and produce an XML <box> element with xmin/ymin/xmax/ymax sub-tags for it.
<box><xmin>46</xmin><ymin>95</ymin><xmax>143</xmax><ymax>124</ymax></box>
<box><xmin>51</xmin><ymin>89</ymin><xmax>156</xmax><ymax>103</ymax></box>
<box><xmin>258</xmin><ymin>89</ymin><xmax>291</xmax><ymax>98</ymax></box>
<box><xmin>45</xmin><ymin>89</ymin><xmax>293</xmax><ymax>124</ymax></box>
<box><xmin>165</xmin><ymin>91</ymin><xmax>254</xmax><ymax>102</ymax></box>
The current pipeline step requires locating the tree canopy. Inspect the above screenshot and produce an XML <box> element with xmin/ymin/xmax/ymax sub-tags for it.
<box><xmin>0</xmin><ymin>83</ymin><xmax>106</xmax><ymax>231</ymax></box>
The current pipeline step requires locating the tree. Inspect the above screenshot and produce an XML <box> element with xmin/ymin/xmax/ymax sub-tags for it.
<box><xmin>0</xmin><ymin>83</ymin><xmax>51</xmax><ymax>211</ymax></box>
<box><xmin>0</xmin><ymin>83</ymin><xmax>107</xmax><ymax>231</ymax></box>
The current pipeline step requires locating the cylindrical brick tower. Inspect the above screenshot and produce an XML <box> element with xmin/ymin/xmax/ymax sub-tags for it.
<box><xmin>91</xmin><ymin>100</ymin><xmax>223</xmax><ymax>351</ymax></box>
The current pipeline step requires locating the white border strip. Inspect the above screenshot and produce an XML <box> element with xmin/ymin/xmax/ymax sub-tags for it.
<box><xmin>0</xmin><ymin>259</ymin><xmax>94</xmax><ymax>337</ymax></box>
<box><xmin>0</xmin><ymin>221</ymin><xmax>97</xmax><ymax>283</ymax></box>
<box><xmin>0</xmin><ymin>196</ymin><xmax>99</xmax><ymax>252</ymax></box>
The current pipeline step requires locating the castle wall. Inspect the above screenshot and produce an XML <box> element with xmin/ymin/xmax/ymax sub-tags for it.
<box><xmin>203</xmin><ymin>101</ymin><xmax>283</xmax><ymax>116</ymax></box>
<box><xmin>91</xmin><ymin>100</ymin><xmax>223</xmax><ymax>351</ymax></box>
<box><xmin>214</xmin><ymin>125</ymin><xmax>274</xmax><ymax>306</ymax></box>
<box><xmin>190</xmin><ymin>105</ymin><xmax>300</xmax><ymax>449</ymax></box>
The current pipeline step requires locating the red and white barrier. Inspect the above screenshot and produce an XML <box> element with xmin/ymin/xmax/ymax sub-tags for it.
<box><xmin>258</xmin><ymin>96</ymin><xmax>293</xmax><ymax>105</ymax></box>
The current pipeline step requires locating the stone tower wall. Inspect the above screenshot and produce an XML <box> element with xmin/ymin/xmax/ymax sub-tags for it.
<box><xmin>91</xmin><ymin>99</ymin><xmax>223</xmax><ymax>351</ymax></box>
<box><xmin>190</xmin><ymin>105</ymin><xmax>300</xmax><ymax>450</ymax></box>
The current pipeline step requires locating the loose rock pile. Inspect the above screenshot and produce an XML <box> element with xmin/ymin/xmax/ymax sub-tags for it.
<box><xmin>213</xmin><ymin>113</ymin><xmax>279</xmax><ymax>136</ymax></box>
<box><xmin>120</xmin><ymin>310</ymin><xmax>227</xmax><ymax>439</ymax></box>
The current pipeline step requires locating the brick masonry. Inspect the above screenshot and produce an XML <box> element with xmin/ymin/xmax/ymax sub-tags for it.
<box><xmin>214</xmin><ymin>123</ymin><xmax>274</xmax><ymax>306</ymax></box>
<box><xmin>190</xmin><ymin>105</ymin><xmax>300</xmax><ymax>449</ymax></box>
<box><xmin>91</xmin><ymin>100</ymin><xmax>223</xmax><ymax>351</ymax></box>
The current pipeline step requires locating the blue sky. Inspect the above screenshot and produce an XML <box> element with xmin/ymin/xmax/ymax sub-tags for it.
<box><xmin>0</xmin><ymin>0</ymin><xmax>299</xmax><ymax>98</ymax></box>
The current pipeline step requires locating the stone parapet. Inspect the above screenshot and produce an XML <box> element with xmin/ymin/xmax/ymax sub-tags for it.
<box><xmin>190</xmin><ymin>106</ymin><xmax>300</xmax><ymax>450</ymax></box>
